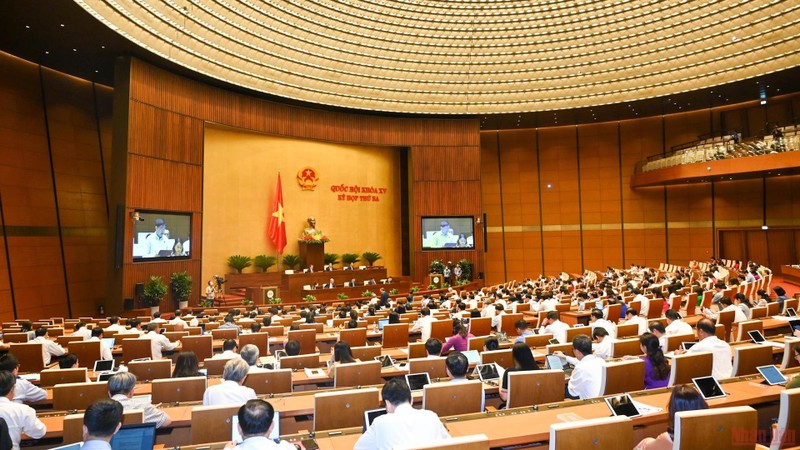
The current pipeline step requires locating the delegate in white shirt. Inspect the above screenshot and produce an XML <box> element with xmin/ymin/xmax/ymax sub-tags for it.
<box><xmin>202</xmin><ymin>380</ymin><xmax>257</xmax><ymax>406</ymax></box>
<box><xmin>565</xmin><ymin>354</ymin><xmax>606</xmax><ymax>399</ymax></box>
<box><xmin>539</xmin><ymin>320</ymin><xmax>570</xmax><ymax>344</ymax></box>
<box><xmin>687</xmin><ymin>336</ymin><xmax>733</xmax><ymax>380</ymax></box>
<box><xmin>0</xmin><ymin>396</ymin><xmax>47</xmax><ymax>450</ymax></box>
<box><xmin>353</xmin><ymin>403</ymin><xmax>450</xmax><ymax>450</ymax></box>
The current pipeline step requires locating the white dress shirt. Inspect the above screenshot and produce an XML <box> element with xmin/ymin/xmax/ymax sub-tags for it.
<box><xmin>72</xmin><ymin>327</ymin><xmax>92</xmax><ymax>341</ymax></box>
<box><xmin>539</xmin><ymin>320</ymin><xmax>570</xmax><ymax>344</ymax></box>
<box><xmin>665</xmin><ymin>319</ymin><xmax>693</xmax><ymax>336</ymax></box>
<box><xmin>80</xmin><ymin>440</ymin><xmax>112</xmax><ymax>450</ymax></box>
<box><xmin>637</xmin><ymin>297</ymin><xmax>651</xmax><ymax>317</ymax></box>
<box><xmin>169</xmin><ymin>317</ymin><xmax>188</xmax><ymax>329</ymax></box>
<box><xmin>105</xmin><ymin>324</ymin><xmax>128</xmax><ymax>334</ymax></box>
<box><xmin>540</xmin><ymin>298</ymin><xmax>560</xmax><ymax>312</ymax></box>
<box><xmin>12</xmin><ymin>377</ymin><xmax>47</xmax><ymax>404</ymax></box>
<box><xmin>89</xmin><ymin>336</ymin><xmax>113</xmax><ymax>361</ymax></box>
<box><xmin>202</xmin><ymin>380</ymin><xmax>257</xmax><ymax>406</ymax></box>
<box><xmin>32</xmin><ymin>336</ymin><xmax>65</xmax><ymax>365</ymax></box>
<box><xmin>353</xmin><ymin>403</ymin><xmax>450</xmax><ymax>450</ymax></box>
<box><xmin>706</xmin><ymin>304</ymin><xmax>747</xmax><ymax>324</ymax></box>
<box><xmin>110</xmin><ymin>394</ymin><xmax>170</xmax><ymax>428</ymax></box>
<box><xmin>625</xmin><ymin>315</ymin><xmax>649</xmax><ymax>335</ymax></box>
<box><xmin>566</xmin><ymin>354</ymin><xmax>606</xmax><ymax>399</ymax></box>
<box><xmin>142</xmin><ymin>332</ymin><xmax>178</xmax><ymax>359</ymax></box>
<box><xmin>590</xmin><ymin>318</ymin><xmax>617</xmax><ymax>340</ymax></box>
<box><xmin>235</xmin><ymin>436</ymin><xmax>296</xmax><ymax>450</ymax></box>
<box><xmin>592</xmin><ymin>339</ymin><xmax>613</xmax><ymax>360</ymax></box>
<box><xmin>411</xmin><ymin>316</ymin><xmax>435</xmax><ymax>342</ymax></box>
<box><xmin>688</xmin><ymin>335</ymin><xmax>733</xmax><ymax>379</ymax></box>
<box><xmin>212</xmin><ymin>350</ymin><xmax>239</xmax><ymax>360</ymax></box>
<box><xmin>0</xmin><ymin>396</ymin><xmax>47</xmax><ymax>450</ymax></box>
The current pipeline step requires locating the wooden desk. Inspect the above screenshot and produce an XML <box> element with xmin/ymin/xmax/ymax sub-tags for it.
<box><xmin>561</xmin><ymin>311</ymin><xmax>592</xmax><ymax>327</ymax></box>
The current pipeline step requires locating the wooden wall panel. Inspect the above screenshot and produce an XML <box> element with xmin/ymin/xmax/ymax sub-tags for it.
<box><xmin>129</xmin><ymin>103</ymin><xmax>204</xmax><ymax>164</ymax></box>
<box><xmin>411</xmin><ymin>146</ymin><xmax>480</xmax><ymax>181</ymax></box>
<box><xmin>480</xmin><ymin>133</ymin><xmax>505</xmax><ymax>284</ymax></box>
<box><xmin>766</xmin><ymin>175</ymin><xmax>800</xmax><ymax>225</ymax></box>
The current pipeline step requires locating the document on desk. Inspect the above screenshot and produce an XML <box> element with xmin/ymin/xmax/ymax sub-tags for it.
<box><xmin>304</xmin><ymin>368</ymin><xmax>327</xmax><ymax>378</ymax></box>
<box><xmin>632</xmin><ymin>400</ymin><xmax>662</xmax><ymax>416</ymax></box>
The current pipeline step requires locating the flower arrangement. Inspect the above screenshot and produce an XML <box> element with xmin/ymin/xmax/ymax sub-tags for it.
<box><xmin>299</xmin><ymin>233</ymin><xmax>330</xmax><ymax>244</ymax></box>
<box><xmin>303</xmin><ymin>294</ymin><xmax>317</xmax><ymax>302</ymax></box>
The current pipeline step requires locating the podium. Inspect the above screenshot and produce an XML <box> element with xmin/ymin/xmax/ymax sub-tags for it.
<box><xmin>247</xmin><ymin>286</ymin><xmax>279</xmax><ymax>305</ymax></box>
<box><xmin>429</xmin><ymin>273</ymin><xmax>444</xmax><ymax>288</ymax></box>
<box><xmin>299</xmin><ymin>242</ymin><xmax>325</xmax><ymax>270</ymax></box>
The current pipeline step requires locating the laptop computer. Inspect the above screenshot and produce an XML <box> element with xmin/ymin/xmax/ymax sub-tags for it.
<box><xmin>101</xmin><ymin>337</ymin><xmax>115</xmax><ymax>349</ymax></box>
<box><xmin>604</xmin><ymin>393</ymin><xmax>642</xmax><ymax>418</ymax></box>
<box><xmin>363</xmin><ymin>408</ymin><xmax>387</xmax><ymax>432</ymax></box>
<box><xmin>405</xmin><ymin>372</ymin><xmax>431</xmax><ymax>392</ymax></box>
<box><xmin>747</xmin><ymin>330</ymin><xmax>784</xmax><ymax>348</ymax></box>
<box><xmin>374</xmin><ymin>354</ymin><xmax>394</xmax><ymax>368</ymax></box>
<box><xmin>692</xmin><ymin>376</ymin><xmax>727</xmax><ymax>400</ymax></box>
<box><xmin>787</xmin><ymin>307</ymin><xmax>797</xmax><ymax>318</ymax></box>
<box><xmin>377</xmin><ymin>318</ymin><xmax>390</xmax><ymax>331</ymax></box>
<box><xmin>757</xmin><ymin>365</ymin><xmax>788</xmax><ymax>386</ymax></box>
<box><xmin>461</xmin><ymin>350</ymin><xmax>481</xmax><ymax>365</ymax></box>
<box><xmin>681</xmin><ymin>342</ymin><xmax>697</xmax><ymax>351</ymax></box>
<box><xmin>93</xmin><ymin>359</ymin><xmax>114</xmax><ymax>373</ymax></box>
<box><xmin>109</xmin><ymin>422</ymin><xmax>157</xmax><ymax>450</ymax></box>
<box><xmin>232</xmin><ymin>411</ymin><xmax>280</xmax><ymax>443</ymax></box>
<box><xmin>97</xmin><ymin>372</ymin><xmax>113</xmax><ymax>382</ymax></box>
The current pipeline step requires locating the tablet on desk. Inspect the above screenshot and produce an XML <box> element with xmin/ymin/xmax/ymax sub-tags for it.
<box><xmin>787</xmin><ymin>307</ymin><xmax>797</xmax><ymax>318</ymax></box>
<box><xmin>748</xmin><ymin>330</ymin><xmax>767</xmax><ymax>344</ymax></box>
<box><xmin>93</xmin><ymin>359</ymin><xmax>114</xmax><ymax>373</ymax></box>
<box><xmin>377</xmin><ymin>318</ymin><xmax>390</xmax><ymax>331</ymax></box>
<box><xmin>548</xmin><ymin>338</ymin><xmax>560</xmax><ymax>345</ymax></box>
<box><xmin>405</xmin><ymin>372</ymin><xmax>431</xmax><ymax>392</ymax></box>
<box><xmin>681</xmin><ymin>342</ymin><xmax>697</xmax><ymax>351</ymax></box>
<box><xmin>756</xmin><ymin>365</ymin><xmax>787</xmax><ymax>386</ymax></box>
<box><xmin>363</xmin><ymin>408</ymin><xmax>387</xmax><ymax>432</ymax></box>
<box><xmin>545</xmin><ymin>354</ymin><xmax>564</xmax><ymax>371</ymax></box>
<box><xmin>604</xmin><ymin>393</ymin><xmax>642</xmax><ymax>418</ymax></box>
<box><xmin>101</xmin><ymin>337</ymin><xmax>115</xmax><ymax>349</ymax></box>
<box><xmin>374</xmin><ymin>354</ymin><xmax>394</xmax><ymax>368</ymax></box>
<box><xmin>461</xmin><ymin>350</ymin><xmax>480</xmax><ymax>365</ymax></box>
<box><xmin>476</xmin><ymin>363</ymin><xmax>500</xmax><ymax>381</ymax></box>
<box><xmin>692</xmin><ymin>376</ymin><xmax>727</xmax><ymax>400</ymax></box>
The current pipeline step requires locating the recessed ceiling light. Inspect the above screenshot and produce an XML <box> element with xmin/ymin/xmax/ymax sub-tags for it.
<box><xmin>60</xmin><ymin>23</ymin><xmax>65</xmax><ymax>27</ymax></box>
<box><xmin>25</xmin><ymin>25</ymin><xmax>30</xmax><ymax>29</ymax></box>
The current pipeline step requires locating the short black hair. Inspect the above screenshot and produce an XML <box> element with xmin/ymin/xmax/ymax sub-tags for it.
<box><xmin>484</xmin><ymin>336</ymin><xmax>499</xmax><ymax>351</ymax></box>
<box><xmin>774</xmin><ymin>286</ymin><xmax>786</xmax><ymax>296</ymax></box>
<box><xmin>514</xmin><ymin>319</ymin><xmax>528</xmax><ymax>330</ymax></box>
<box><xmin>665</xmin><ymin>309</ymin><xmax>680</xmax><ymax>320</ymax></box>
<box><xmin>146</xmin><ymin>323</ymin><xmax>160</xmax><ymax>332</ymax></box>
<box><xmin>719</xmin><ymin>297</ymin><xmax>732</xmax><ymax>307</ymax></box>
<box><xmin>626</xmin><ymin>308</ymin><xmax>638</xmax><ymax>316</ymax></box>
<box><xmin>425</xmin><ymin>338</ymin><xmax>442</xmax><ymax>356</ymax></box>
<box><xmin>546</xmin><ymin>311</ymin><xmax>559</xmax><ymax>321</ymax></box>
<box><xmin>108</xmin><ymin>317</ymin><xmax>119</xmax><ymax>325</ymax></box>
<box><xmin>91</xmin><ymin>328</ymin><xmax>104</xmax><ymax>338</ymax></box>
<box><xmin>222</xmin><ymin>339</ymin><xmax>238</xmax><ymax>352</ymax></box>
<box><xmin>648</xmin><ymin>322</ymin><xmax>666</xmax><ymax>334</ymax></box>
<box><xmin>592</xmin><ymin>327</ymin><xmax>609</xmax><ymax>339</ymax></box>
<box><xmin>0</xmin><ymin>354</ymin><xmax>19</xmax><ymax>372</ymax></box>
<box><xmin>445</xmin><ymin>352</ymin><xmax>469</xmax><ymax>377</ymax></box>
<box><xmin>381</xmin><ymin>377</ymin><xmax>411</xmax><ymax>406</ymax></box>
<box><xmin>84</xmin><ymin>399</ymin><xmax>123</xmax><ymax>438</ymax></box>
<box><xmin>285</xmin><ymin>339</ymin><xmax>301</xmax><ymax>356</ymax></box>
<box><xmin>35</xmin><ymin>327</ymin><xmax>48</xmax><ymax>337</ymax></box>
<box><xmin>59</xmin><ymin>354</ymin><xmax>79</xmax><ymax>369</ymax></box>
<box><xmin>696</xmin><ymin>318</ymin><xmax>716</xmax><ymax>335</ymax></box>
<box><xmin>237</xmin><ymin>399</ymin><xmax>276</xmax><ymax>437</ymax></box>
<box><xmin>572</xmin><ymin>334</ymin><xmax>593</xmax><ymax>356</ymax></box>
<box><xmin>0</xmin><ymin>371</ymin><xmax>16</xmax><ymax>396</ymax></box>
<box><xmin>590</xmin><ymin>309</ymin><xmax>604</xmax><ymax>320</ymax></box>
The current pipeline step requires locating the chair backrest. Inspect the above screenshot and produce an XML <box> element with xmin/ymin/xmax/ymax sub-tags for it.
<box><xmin>63</xmin><ymin>409</ymin><xmax>143</xmax><ymax>444</ymax></box>
<box><xmin>480</xmin><ymin>349</ymin><xmax>514</xmax><ymax>369</ymax></box>
<box><xmin>423</xmin><ymin>380</ymin><xmax>484</xmax><ymax>416</ymax></box>
<box><xmin>565</xmin><ymin>327</ymin><xmax>591</xmax><ymax>344</ymax></box>
<box><xmin>611</xmin><ymin>338</ymin><xmax>642</xmax><ymax>358</ymax></box>
<box><xmin>237</xmin><ymin>332</ymin><xmax>270</xmax><ymax>357</ymax></box>
<box><xmin>735</xmin><ymin>320</ymin><xmax>764</xmax><ymax>342</ymax></box>
<box><xmin>181</xmin><ymin>335</ymin><xmax>213</xmax><ymax>362</ymax></box>
<box><xmin>781</xmin><ymin>341</ymin><xmax>800</xmax><ymax>369</ymax></box>
<box><xmin>685</xmin><ymin>293</ymin><xmax>698</xmax><ymax>316</ymax></box>
<box><xmin>203</xmin><ymin>357</ymin><xmax>236</xmax><ymax>376</ymax></box>
<box><xmin>40</xmin><ymin>368</ymin><xmax>88</xmax><ymax>387</ymax></box>
<box><xmin>279</xmin><ymin>353</ymin><xmax>320</xmax><ymax>370</ymax></box>
<box><xmin>646</xmin><ymin>300</ymin><xmax>664</xmax><ymax>319</ymax></box>
<box><xmin>313</xmin><ymin>387</ymin><xmax>379</xmax><ymax>432</ymax></box>
<box><xmin>674</xmin><ymin>406</ymin><xmax>757</xmax><ymax>449</ymax></box>
<box><xmin>3</xmin><ymin>333</ymin><xmax>29</xmax><ymax>344</ymax></box>
<box><xmin>524</xmin><ymin>333</ymin><xmax>554</xmax><ymax>348</ymax></box>
<box><xmin>767</xmin><ymin>302</ymin><xmax>781</xmax><ymax>316</ymax></box>
<box><xmin>507</xmin><ymin>370</ymin><xmax>565</xmax><ymax>408</ymax></box>
<box><xmin>500</xmin><ymin>313</ymin><xmax>524</xmax><ymax>336</ymax></box>
<box><xmin>127</xmin><ymin>359</ymin><xmax>172</xmax><ymax>381</ymax></box>
<box><xmin>717</xmin><ymin>309</ymin><xmax>735</xmax><ymax>341</ymax></box>
<box><xmin>10</xmin><ymin>343</ymin><xmax>45</xmax><ymax>373</ymax></box>
<box><xmin>57</xmin><ymin>335</ymin><xmax>84</xmax><ymax>348</ymax></box>
<box><xmin>152</xmin><ymin>376</ymin><xmax>207</xmax><ymax>403</ymax></box>
<box><xmin>262</xmin><ymin>325</ymin><xmax>284</xmax><ymax>337</ymax></box>
<box><xmin>665</xmin><ymin>333</ymin><xmax>696</xmax><ymax>352</ymax></box>
<box><xmin>408</xmin><ymin>357</ymin><xmax>449</xmax><ymax>379</ymax></box>
<box><xmin>338</xmin><ymin>328</ymin><xmax>368</xmax><ymax>347</ymax></box>
<box><xmin>299</xmin><ymin>323</ymin><xmax>324</xmax><ymax>333</ymax></box>
<box><xmin>210</xmin><ymin>328</ymin><xmax>238</xmax><ymax>341</ymax></box>
<box><xmin>468</xmin><ymin>317</ymin><xmax>492</xmax><ymax>337</ymax></box>
<box><xmin>70</xmin><ymin>340</ymin><xmax>102</xmax><ymax>368</ymax></box>
<box><xmin>750</xmin><ymin>306</ymin><xmax>767</xmax><ymax>319</ymax></box>
<box><xmin>351</xmin><ymin>345</ymin><xmax>382</xmax><ymax>362</ymax></box>
<box><xmin>287</xmin><ymin>329</ymin><xmax>317</xmax><ymax>354</ymax></box>
<box><xmin>121</xmin><ymin>338</ymin><xmax>153</xmax><ymax>362</ymax></box>
<box><xmin>732</xmin><ymin>345</ymin><xmax>774</xmax><ymax>377</ymax></box>
<box><xmin>430</xmin><ymin>320</ymin><xmax>453</xmax><ymax>342</ymax></box>
<box><xmin>382</xmin><ymin>323</ymin><xmax>410</xmax><ymax>348</ymax></box>
<box><xmin>334</xmin><ymin>360</ymin><xmax>382</xmax><ymax>388</ymax></box>
<box><xmin>398</xmin><ymin>434</ymin><xmax>490</xmax><ymax>450</ymax></box>
<box><xmin>549</xmin><ymin>416</ymin><xmax>632</xmax><ymax>450</ymax></box>
<box><xmin>163</xmin><ymin>331</ymin><xmax>189</xmax><ymax>342</ymax></box>
<box><xmin>468</xmin><ymin>335</ymin><xmax>489</xmax><ymax>352</ymax></box>
<box><xmin>668</xmin><ymin>351</ymin><xmax>713</xmax><ymax>386</ymax></box>
<box><xmin>771</xmin><ymin>387</ymin><xmax>800</xmax><ymax>450</ymax></box>
<box><xmin>243</xmin><ymin>369</ymin><xmax>293</xmax><ymax>395</ymax></box>
<box><xmin>53</xmin><ymin>381</ymin><xmax>109</xmax><ymax>411</ymax></box>
<box><xmin>601</xmin><ymin>359</ymin><xmax>645</xmax><ymax>395</ymax></box>
<box><xmin>190</xmin><ymin>404</ymin><xmax>240</xmax><ymax>444</ymax></box>
<box><xmin>408</xmin><ymin>342</ymin><xmax>428</xmax><ymax>359</ymax></box>
<box><xmin>546</xmin><ymin>343</ymin><xmax>574</xmax><ymax>358</ymax></box>
<box><xmin>784</xmin><ymin>298</ymin><xmax>799</xmax><ymax>315</ymax></box>
<box><xmin>616</xmin><ymin>323</ymin><xmax>639</xmax><ymax>339</ymax></box>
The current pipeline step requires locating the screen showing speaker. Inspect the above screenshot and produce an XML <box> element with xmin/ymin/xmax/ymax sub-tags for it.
<box><xmin>421</xmin><ymin>216</ymin><xmax>474</xmax><ymax>250</ymax></box>
<box><xmin>132</xmin><ymin>210</ymin><xmax>191</xmax><ymax>261</ymax></box>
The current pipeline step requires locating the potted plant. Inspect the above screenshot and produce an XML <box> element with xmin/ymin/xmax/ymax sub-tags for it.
<box><xmin>337</xmin><ymin>292</ymin><xmax>348</xmax><ymax>300</ymax></box>
<box><xmin>142</xmin><ymin>275</ymin><xmax>167</xmax><ymax>313</ymax></box>
<box><xmin>303</xmin><ymin>294</ymin><xmax>316</xmax><ymax>303</ymax></box>
<box><xmin>457</xmin><ymin>259</ymin><xmax>474</xmax><ymax>281</ymax></box>
<box><xmin>362</xmin><ymin>251</ymin><xmax>382</xmax><ymax>267</ymax></box>
<box><xmin>253</xmin><ymin>255</ymin><xmax>277</xmax><ymax>273</ymax></box>
<box><xmin>227</xmin><ymin>255</ymin><xmax>252</xmax><ymax>273</ymax></box>
<box><xmin>169</xmin><ymin>271</ymin><xmax>193</xmax><ymax>310</ymax></box>
<box><xmin>429</xmin><ymin>259</ymin><xmax>445</xmax><ymax>275</ymax></box>
<box><xmin>282</xmin><ymin>254</ymin><xmax>302</xmax><ymax>270</ymax></box>
<box><xmin>268</xmin><ymin>297</ymin><xmax>282</xmax><ymax>305</ymax></box>
<box><xmin>410</xmin><ymin>286</ymin><xmax>420</xmax><ymax>294</ymax></box>
<box><xmin>362</xmin><ymin>290</ymin><xmax>374</xmax><ymax>298</ymax></box>
<box><xmin>324</xmin><ymin>253</ymin><xmax>340</xmax><ymax>267</ymax></box>
<box><xmin>390</xmin><ymin>288</ymin><xmax>399</xmax><ymax>295</ymax></box>
<box><xmin>242</xmin><ymin>299</ymin><xmax>253</xmax><ymax>306</ymax></box>
<box><xmin>341</xmin><ymin>253</ymin><xmax>360</xmax><ymax>267</ymax></box>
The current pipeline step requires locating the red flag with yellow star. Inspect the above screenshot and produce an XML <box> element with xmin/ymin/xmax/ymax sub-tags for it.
<box><xmin>268</xmin><ymin>173</ymin><xmax>287</xmax><ymax>254</ymax></box>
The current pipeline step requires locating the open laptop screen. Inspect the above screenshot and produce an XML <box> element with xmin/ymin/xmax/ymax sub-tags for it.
<box><xmin>109</xmin><ymin>423</ymin><xmax>157</xmax><ymax>450</ymax></box>
<box><xmin>377</xmin><ymin>318</ymin><xmax>390</xmax><ymax>331</ymax></box>
<box><xmin>363</xmin><ymin>408</ymin><xmax>387</xmax><ymax>432</ymax></box>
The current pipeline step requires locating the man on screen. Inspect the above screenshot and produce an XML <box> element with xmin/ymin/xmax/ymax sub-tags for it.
<box><xmin>144</xmin><ymin>218</ymin><xmax>170</xmax><ymax>257</ymax></box>
<box><xmin>430</xmin><ymin>220</ymin><xmax>455</xmax><ymax>248</ymax></box>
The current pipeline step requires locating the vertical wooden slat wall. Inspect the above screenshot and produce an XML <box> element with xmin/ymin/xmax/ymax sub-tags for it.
<box><xmin>112</xmin><ymin>58</ymin><xmax>482</xmax><ymax>309</ymax></box>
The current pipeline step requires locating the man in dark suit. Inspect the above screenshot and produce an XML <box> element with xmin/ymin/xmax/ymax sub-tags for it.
<box><xmin>323</xmin><ymin>278</ymin><xmax>335</xmax><ymax>289</ymax></box>
<box><xmin>380</xmin><ymin>288</ymin><xmax>390</xmax><ymax>308</ymax></box>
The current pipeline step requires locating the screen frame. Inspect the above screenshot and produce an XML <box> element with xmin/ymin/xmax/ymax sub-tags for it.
<box><xmin>405</xmin><ymin>372</ymin><xmax>431</xmax><ymax>391</ymax></box>
<box><xmin>692</xmin><ymin>376</ymin><xmax>727</xmax><ymax>399</ymax></box>
<box><xmin>420</xmin><ymin>215</ymin><xmax>476</xmax><ymax>251</ymax></box>
<box><xmin>131</xmin><ymin>209</ymin><xmax>192</xmax><ymax>263</ymax></box>
<box><xmin>604</xmin><ymin>394</ymin><xmax>642</xmax><ymax>418</ymax></box>
<box><xmin>756</xmin><ymin>365</ymin><xmax>787</xmax><ymax>386</ymax></box>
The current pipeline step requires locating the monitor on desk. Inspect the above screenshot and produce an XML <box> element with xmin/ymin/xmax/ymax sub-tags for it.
<box><xmin>109</xmin><ymin>423</ymin><xmax>157</xmax><ymax>450</ymax></box>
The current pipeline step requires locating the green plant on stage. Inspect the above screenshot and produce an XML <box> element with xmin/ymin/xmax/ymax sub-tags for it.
<box><xmin>427</xmin><ymin>284</ymin><xmax>436</xmax><ymax>290</ymax></box>
<box><xmin>303</xmin><ymin>294</ymin><xmax>316</xmax><ymax>303</ymax></box>
<box><xmin>282</xmin><ymin>254</ymin><xmax>302</xmax><ymax>270</ymax></box>
<box><xmin>253</xmin><ymin>255</ymin><xmax>277</xmax><ymax>272</ymax></box>
<box><xmin>362</xmin><ymin>290</ymin><xmax>374</xmax><ymax>298</ymax></box>
<box><xmin>324</xmin><ymin>253</ymin><xmax>340</xmax><ymax>266</ymax></box>
<box><xmin>410</xmin><ymin>286</ymin><xmax>420</xmax><ymax>294</ymax></box>
<box><xmin>227</xmin><ymin>255</ymin><xmax>252</xmax><ymax>273</ymax></box>
<box><xmin>242</xmin><ymin>299</ymin><xmax>253</xmax><ymax>306</ymax></box>
<box><xmin>428</xmin><ymin>259</ymin><xmax>445</xmax><ymax>274</ymax></box>
<box><xmin>457</xmin><ymin>279</ymin><xmax>470</xmax><ymax>286</ymax></box>
<box><xmin>199</xmin><ymin>299</ymin><xmax>213</xmax><ymax>308</ymax></box>
<box><xmin>341</xmin><ymin>253</ymin><xmax>360</xmax><ymax>266</ymax></box>
<box><xmin>169</xmin><ymin>271</ymin><xmax>193</xmax><ymax>304</ymax></box>
<box><xmin>142</xmin><ymin>275</ymin><xmax>168</xmax><ymax>307</ymax></box>
<box><xmin>362</xmin><ymin>251</ymin><xmax>382</xmax><ymax>266</ymax></box>
<box><xmin>268</xmin><ymin>297</ymin><xmax>282</xmax><ymax>305</ymax></box>
<box><xmin>442</xmin><ymin>282</ymin><xmax>450</xmax><ymax>288</ymax></box>
<box><xmin>337</xmin><ymin>293</ymin><xmax>348</xmax><ymax>300</ymax></box>
<box><xmin>457</xmin><ymin>259</ymin><xmax>474</xmax><ymax>281</ymax></box>
<box><xmin>390</xmin><ymin>288</ymin><xmax>399</xmax><ymax>295</ymax></box>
